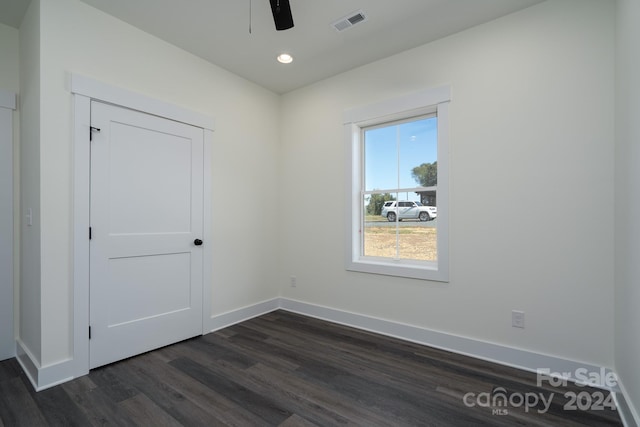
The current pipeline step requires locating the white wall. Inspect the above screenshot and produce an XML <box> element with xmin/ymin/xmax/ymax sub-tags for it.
<box><xmin>18</xmin><ymin>0</ymin><xmax>42</xmax><ymax>364</ymax></box>
<box><xmin>0</xmin><ymin>23</ymin><xmax>19</xmax><ymax>361</ymax></box>
<box><xmin>0</xmin><ymin>24</ymin><xmax>19</xmax><ymax>90</ymax></box>
<box><xmin>0</xmin><ymin>96</ymin><xmax>15</xmax><ymax>361</ymax></box>
<box><xmin>279</xmin><ymin>0</ymin><xmax>615</xmax><ymax>367</ymax></box>
<box><xmin>16</xmin><ymin>0</ymin><xmax>632</xmax><ymax>406</ymax></box>
<box><xmin>28</xmin><ymin>0</ymin><xmax>281</xmax><ymax>367</ymax></box>
<box><xmin>615</xmin><ymin>0</ymin><xmax>640</xmax><ymax>419</ymax></box>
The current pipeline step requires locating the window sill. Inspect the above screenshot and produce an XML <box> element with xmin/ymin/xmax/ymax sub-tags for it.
<box><xmin>347</xmin><ymin>258</ymin><xmax>449</xmax><ymax>282</ymax></box>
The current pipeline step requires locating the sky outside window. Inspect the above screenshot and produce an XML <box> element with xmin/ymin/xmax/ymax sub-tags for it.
<box><xmin>364</xmin><ymin>117</ymin><xmax>437</xmax><ymax>193</ymax></box>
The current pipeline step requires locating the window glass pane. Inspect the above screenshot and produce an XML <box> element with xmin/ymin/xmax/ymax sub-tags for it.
<box><xmin>363</xmin><ymin>195</ymin><xmax>438</xmax><ymax>261</ymax></box>
<box><xmin>399</xmin><ymin>117</ymin><xmax>438</xmax><ymax>189</ymax></box>
<box><xmin>364</xmin><ymin>126</ymin><xmax>398</xmax><ymax>191</ymax></box>
<box><xmin>397</xmin><ymin>209</ymin><xmax>438</xmax><ymax>262</ymax></box>
<box><xmin>362</xmin><ymin>115</ymin><xmax>438</xmax><ymax>262</ymax></box>
<box><xmin>363</xmin><ymin>193</ymin><xmax>398</xmax><ymax>258</ymax></box>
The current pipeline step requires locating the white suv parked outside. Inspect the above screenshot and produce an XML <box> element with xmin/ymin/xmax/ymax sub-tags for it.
<box><xmin>380</xmin><ymin>201</ymin><xmax>437</xmax><ymax>222</ymax></box>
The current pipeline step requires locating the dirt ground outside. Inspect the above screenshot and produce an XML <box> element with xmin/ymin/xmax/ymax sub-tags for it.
<box><xmin>363</xmin><ymin>225</ymin><xmax>437</xmax><ymax>261</ymax></box>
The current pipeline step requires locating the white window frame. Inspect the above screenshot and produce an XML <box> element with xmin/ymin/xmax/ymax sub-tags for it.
<box><xmin>344</xmin><ymin>86</ymin><xmax>450</xmax><ymax>281</ymax></box>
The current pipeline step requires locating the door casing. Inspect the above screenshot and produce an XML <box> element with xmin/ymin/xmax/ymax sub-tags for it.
<box><xmin>72</xmin><ymin>74</ymin><xmax>214</xmax><ymax>379</ymax></box>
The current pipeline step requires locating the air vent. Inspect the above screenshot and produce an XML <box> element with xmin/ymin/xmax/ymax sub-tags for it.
<box><xmin>332</xmin><ymin>10</ymin><xmax>367</xmax><ymax>32</ymax></box>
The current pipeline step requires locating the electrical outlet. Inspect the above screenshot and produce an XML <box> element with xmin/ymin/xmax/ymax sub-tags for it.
<box><xmin>290</xmin><ymin>276</ymin><xmax>297</xmax><ymax>287</ymax></box>
<box><xmin>512</xmin><ymin>310</ymin><xmax>525</xmax><ymax>328</ymax></box>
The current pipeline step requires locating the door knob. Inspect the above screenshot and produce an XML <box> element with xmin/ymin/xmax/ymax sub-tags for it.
<box><xmin>194</xmin><ymin>239</ymin><xmax>203</xmax><ymax>246</ymax></box>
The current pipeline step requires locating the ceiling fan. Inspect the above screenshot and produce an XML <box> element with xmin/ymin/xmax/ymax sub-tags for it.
<box><xmin>268</xmin><ymin>0</ymin><xmax>294</xmax><ymax>31</ymax></box>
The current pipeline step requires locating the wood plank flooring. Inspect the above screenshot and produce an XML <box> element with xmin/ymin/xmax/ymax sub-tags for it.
<box><xmin>0</xmin><ymin>310</ymin><xmax>623</xmax><ymax>426</ymax></box>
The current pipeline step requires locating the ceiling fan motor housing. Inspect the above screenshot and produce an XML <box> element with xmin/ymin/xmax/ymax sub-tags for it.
<box><xmin>269</xmin><ymin>0</ymin><xmax>294</xmax><ymax>30</ymax></box>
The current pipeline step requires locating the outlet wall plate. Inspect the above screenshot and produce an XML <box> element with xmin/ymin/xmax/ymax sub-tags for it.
<box><xmin>512</xmin><ymin>310</ymin><xmax>525</xmax><ymax>328</ymax></box>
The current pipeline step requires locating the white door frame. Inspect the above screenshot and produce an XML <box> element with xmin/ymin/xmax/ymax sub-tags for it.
<box><xmin>0</xmin><ymin>90</ymin><xmax>16</xmax><ymax>361</ymax></box>
<box><xmin>71</xmin><ymin>74</ymin><xmax>214</xmax><ymax>379</ymax></box>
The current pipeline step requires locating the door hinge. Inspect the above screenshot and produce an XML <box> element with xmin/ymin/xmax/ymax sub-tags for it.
<box><xmin>89</xmin><ymin>326</ymin><xmax>92</xmax><ymax>340</ymax></box>
<box><xmin>90</xmin><ymin>126</ymin><xmax>101</xmax><ymax>141</ymax></box>
<box><xmin>89</xmin><ymin>227</ymin><xmax>92</xmax><ymax>240</ymax></box>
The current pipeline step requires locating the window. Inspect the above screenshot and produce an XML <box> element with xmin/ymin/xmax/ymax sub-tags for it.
<box><xmin>344</xmin><ymin>86</ymin><xmax>450</xmax><ymax>281</ymax></box>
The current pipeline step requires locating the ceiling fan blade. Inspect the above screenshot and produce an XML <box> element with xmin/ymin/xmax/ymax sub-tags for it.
<box><xmin>269</xmin><ymin>0</ymin><xmax>294</xmax><ymax>31</ymax></box>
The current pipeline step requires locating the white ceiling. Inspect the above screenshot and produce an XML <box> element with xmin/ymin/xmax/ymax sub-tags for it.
<box><xmin>1</xmin><ymin>0</ymin><xmax>544</xmax><ymax>93</ymax></box>
<box><xmin>0</xmin><ymin>0</ymin><xmax>30</xmax><ymax>28</ymax></box>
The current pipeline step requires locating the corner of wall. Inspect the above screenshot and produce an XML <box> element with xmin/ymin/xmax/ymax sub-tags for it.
<box><xmin>614</xmin><ymin>0</ymin><xmax>640</xmax><ymax>424</ymax></box>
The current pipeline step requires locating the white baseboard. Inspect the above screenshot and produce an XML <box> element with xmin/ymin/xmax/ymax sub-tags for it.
<box><xmin>13</xmin><ymin>298</ymin><xmax>281</xmax><ymax>391</ymax></box>
<box><xmin>15</xmin><ymin>339</ymin><xmax>38</xmax><ymax>389</ymax></box>
<box><xmin>614</xmin><ymin>379</ymin><xmax>639</xmax><ymax>427</ymax></box>
<box><xmin>15</xmin><ymin>339</ymin><xmax>75</xmax><ymax>391</ymax></box>
<box><xmin>278</xmin><ymin>298</ymin><xmax>617</xmax><ymax>391</ymax></box>
<box><xmin>205</xmin><ymin>298</ymin><xmax>281</xmax><ymax>333</ymax></box>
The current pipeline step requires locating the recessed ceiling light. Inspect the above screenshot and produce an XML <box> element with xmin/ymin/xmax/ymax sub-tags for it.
<box><xmin>277</xmin><ymin>53</ymin><xmax>293</xmax><ymax>64</ymax></box>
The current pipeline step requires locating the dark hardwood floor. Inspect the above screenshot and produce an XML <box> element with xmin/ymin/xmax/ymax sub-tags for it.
<box><xmin>0</xmin><ymin>310</ymin><xmax>622</xmax><ymax>426</ymax></box>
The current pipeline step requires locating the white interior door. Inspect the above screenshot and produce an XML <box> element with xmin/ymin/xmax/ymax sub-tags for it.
<box><xmin>0</xmin><ymin>94</ymin><xmax>15</xmax><ymax>361</ymax></box>
<box><xmin>90</xmin><ymin>101</ymin><xmax>204</xmax><ymax>369</ymax></box>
